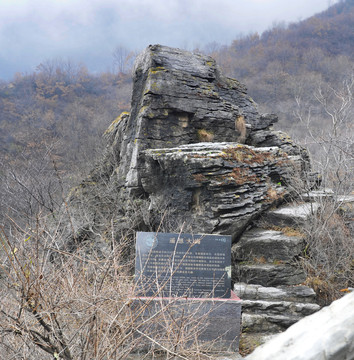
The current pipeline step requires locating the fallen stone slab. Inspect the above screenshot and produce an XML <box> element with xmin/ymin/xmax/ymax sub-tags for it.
<box><xmin>242</xmin><ymin>313</ymin><xmax>301</xmax><ymax>333</ymax></box>
<box><xmin>301</xmin><ymin>188</ymin><xmax>334</xmax><ymax>201</ymax></box>
<box><xmin>244</xmin><ymin>292</ymin><xmax>354</xmax><ymax>360</ymax></box>
<box><xmin>336</xmin><ymin>194</ymin><xmax>354</xmax><ymax>203</ymax></box>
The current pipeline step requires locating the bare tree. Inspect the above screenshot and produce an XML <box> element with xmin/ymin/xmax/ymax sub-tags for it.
<box><xmin>112</xmin><ymin>46</ymin><xmax>136</xmax><ymax>75</ymax></box>
<box><xmin>294</xmin><ymin>72</ymin><xmax>353</xmax><ymax>190</ymax></box>
<box><xmin>291</xmin><ymin>73</ymin><xmax>354</xmax><ymax>304</ymax></box>
<box><xmin>0</xmin><ymin>217</ymin><xmax>227</xmax><ymax>359</ymax></box>
<box><xmin>0</xmin><ymin>144</ymin><xmax>64</xmax><ymax>228</ymax></box>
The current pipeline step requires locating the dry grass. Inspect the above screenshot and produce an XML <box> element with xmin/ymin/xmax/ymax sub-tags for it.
<box><xmin>224</xmin><ymin>167</ymin><xmax>259</xmax><ymax>186</ymax></box>
<box><xmin>264</xmin><ymin>225</ymin><xmax>305</xmax><ymax>237</ymax></box>
<box><xmin>301</xmin><ymin>203</ymin><xmax>353</xmax><ymax>305</ymax></box>
<box><xmin>235</xmin><ymin>115</ymin><xmax>246</xmax><ymax>143</ymax></box>
<box><xmin>0</xmin><ymin>221</ymin><xmax>237</xmax><ymax>359</ymax></box>
<box><xmin>193</xmin><ymin>173</ymin><xmax>208</xmax><ymax>183</ymax></box>
<box><xmin>221</xmin><ymin>146</ymin><xmax>273</xmax><ymax>164</ymax></box>
<box><xmin>197</xmin><ymin>129</ymin><xmax>214</xmax><ymax>142</ymax></box>
<box><xmin>264</xmin><ymin>186</ymin><xmax>285</xmax><ymax>204</ymax></box>
<box><xmin>238</xmin><ymin>333</ymin><xmax>263</xmax><ymax>357</ymax></box>
<box><xmin>252</xmin><ymin>256</ymin><xmax>267</xmax><ymax>264</ymax></box>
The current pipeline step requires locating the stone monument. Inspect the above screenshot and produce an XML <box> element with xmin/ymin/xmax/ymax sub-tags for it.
<box><xmin>135</xmin><ymin>232</ymin><xmax>232</xmax><ymax>298</ymax></box>
<box><xmin>132</xmin><ymin>231</ymin><xmax>241</xmax><ymax>353</ymax></box>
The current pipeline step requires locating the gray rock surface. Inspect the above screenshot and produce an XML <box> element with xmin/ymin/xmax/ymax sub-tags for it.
<box><xmin>140</xmin><ymin>143</ymin><xmax>302</xmax><ymax>237</ymax></box>
<box><xmin>301</xmin><ymin>188</ymin><xmax>334</xmax><ymax>201</ymax></box>
<box><xmin>234</xmin><ymin>264</ymin><xmax>306</xmax><ymax>287</ymax></box>
<box><xmin>241</xmin><ymin>299</ymin><xmax>320</xmax><ymax>316</ymax></box>
<box><xmin>234</xmin><ymin>283</ymin><xmax>317</xmax><ymax>303</ymax></box>
<box><xmin>64</xmin><ymin>44</ymin><xmax>312</xmax><ymax>245</ymax></box>
<box><xmin>262</xmin><ymin>202</ymin><xmax>320</xmax><ymax>227</ymax></box>
<box><xmin>232</xmin><ymin>228</ymin><xmax>305</xmax><ymax>261</ymax></box>
<box><xmin>244</xmin><ymin>292</ymin><xmax>354</xmax><ymax>360</ymax></box>
<box><xmin>57</xmin><ymin>44</ymin><xmax>352</xmax><ymax>359</ymax></box>
<box><xmin>232</xmin><ymin>203</ymin><xmax>321</xmax><ymax>341</ymax></box>
<box><xmin>241</xmin><ymin>296</ymin><xmax>320</xmax><ymax>333</ymax></box>
<box><xmin>242</xmin><ymin>313</ymin><xmax>301</xmax><ymax>333</ymax></box>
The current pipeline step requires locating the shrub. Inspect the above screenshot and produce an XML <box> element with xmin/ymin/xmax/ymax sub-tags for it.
<box><xmin>0</xmin><ymin>219</ymin><xmax>233</xmax><ymax>359</ymax></box>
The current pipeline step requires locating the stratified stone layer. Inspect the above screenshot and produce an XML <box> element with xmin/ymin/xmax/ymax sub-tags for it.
<box><xmin>65</xmin><ymin>44</ymin><xmax>311</xmax><ymax>250</ymax></box>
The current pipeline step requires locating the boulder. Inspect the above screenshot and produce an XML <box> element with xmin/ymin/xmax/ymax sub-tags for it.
<box><xmin>261</xmin><ymin>202</ymin><xmax>320</xmax><ymax>227</ymax></box>
<box><xmin>140</xmin><ymin>142</ymin><xmax>304</xmax><ymax>238</ymax></box>
<box><xmin>242</xmin><ymin>299</ymin><xmax>320</xmax><ymax>319</ymax></box>
<box><xmin>57</xmin><ymin>44</ymin><xmax>324</xmax><ymax>357</ymax></box>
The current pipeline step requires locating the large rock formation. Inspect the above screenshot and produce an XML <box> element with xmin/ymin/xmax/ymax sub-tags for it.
<box><xmin>66</xmin><ymin>44</ymin><xmax>312</xmax><ymax>248</ymax></box>
<box><xmin>62</xmin><ymin>44</ymin><xmax>324</xmax><ymax>353</ymax></box>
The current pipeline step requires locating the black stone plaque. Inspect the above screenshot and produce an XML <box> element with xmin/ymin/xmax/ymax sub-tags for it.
<box><xmin>131</xmin><ymin>294</ymin><xmax>241</xmax><ymax>352</ymax></box>
<box><xmin>135</xmin><ymin>232</ymin><xmax>232</xmax><ymax>298</ymax></box>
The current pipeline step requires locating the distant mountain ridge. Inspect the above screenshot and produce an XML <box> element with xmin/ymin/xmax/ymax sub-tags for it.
<box><xmin>230</xmin><ymin>0</ymin><xmax>354</xmax><ymax>62</ymax></box>
<box><xmin>288</xmin><ymin>0</ymin><xmax>354</xmax><ymax>57</ymax></box>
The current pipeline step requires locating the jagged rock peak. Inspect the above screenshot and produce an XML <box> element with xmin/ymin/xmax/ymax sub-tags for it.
<box><xmin>67</xmin><ymin>44</ymin><xmax>312</xmax><ymax>246</ymax></box>
<box><xmin>105</xmin><ymin>44</ymin><xmax>298</xmax><ymax>192</ymax></box>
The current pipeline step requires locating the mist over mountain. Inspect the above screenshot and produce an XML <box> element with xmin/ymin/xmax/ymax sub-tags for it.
<box><xmin>0</xmin><ymin>0</ymin><xmax>339</xmax><ymax>80</ymax></box>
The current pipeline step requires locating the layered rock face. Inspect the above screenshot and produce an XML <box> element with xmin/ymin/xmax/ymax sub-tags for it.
<box><xmin>80</xmin><ymin>44</ymin><xmax>311</xmax><ymax>241</ymax></box>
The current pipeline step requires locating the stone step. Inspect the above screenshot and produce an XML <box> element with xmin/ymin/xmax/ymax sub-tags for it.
<box><xmin>301</xmin><ymin>189</ymin><xmax>354</xmax><ymax>203</ymax></box>
<box><xmin>234</xmin><ymin>283</ymin><xmax>317</xmax><ymax>303</ymax></box>
<box><xmin>261</xmin><ymin>202</ymin><xmax>320</xmax><ymax>227</ymax></box>
<box><xmin>301</xmin><ymin>188</ymin><xmax>334</xmax><ymax>201</ymax></box>
<box><xmin>239</xmin><ymin>298</ymin><xmax>319</xmax><ymax>334</ymax></box>
<box><xmin>242</xmin><ymin>313</ymin><xmax>301</xmax><ymax>333</ymax></box>
<box><xmin>233</xmin><ymin>264</ymin><xmax>306</xmax><ymax>287</ymax></box>
<box><xmin>232</xmin><ymin>228</ymin><xmax>305</xmax><ymax>262</ymax></box>
<box><xmin>241</xmin><ymin>299</ymin><xmax>320</xmax><ymax>317</ymax></box>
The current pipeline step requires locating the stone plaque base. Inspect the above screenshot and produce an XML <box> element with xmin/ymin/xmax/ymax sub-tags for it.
<box><xmin>130</xmin><ymin>291</ymin><xmax>241</xmax><ymax>354</ymax></box>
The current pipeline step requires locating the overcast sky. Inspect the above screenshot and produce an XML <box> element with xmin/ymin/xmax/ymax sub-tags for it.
<box><xmin>0</xmin><ymin>0</ymin><xmax>339</xmax><ymax>80</ymax></box>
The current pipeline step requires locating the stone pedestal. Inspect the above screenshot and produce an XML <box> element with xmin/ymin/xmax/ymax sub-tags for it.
<box><xmin>130</xmin><ymin>291</ymin><xmax>241</xmax><ymax>353</ymax></box>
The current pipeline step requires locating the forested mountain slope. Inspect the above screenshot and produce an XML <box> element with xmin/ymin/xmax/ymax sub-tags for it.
<box><xmin>0</xmin><ymin>0</ymin><xmax>353</xmax><ymax>225</ymax></box>
<box><xmin>0</xmin><ymin>65</ymin><xmax>132</xmax><ymax>223</ymax></box>
<box><xmin>210</xmin><ymin>0</ymin><xmax>354</xmax><ymax>137</ymax></box>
